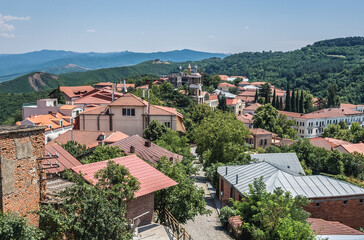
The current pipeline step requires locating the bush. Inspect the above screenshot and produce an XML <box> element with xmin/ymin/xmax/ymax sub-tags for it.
<box><xmin>219</xmin><ymin>206</ymin><xmax>237</xmax><ymax>227</ymax></box>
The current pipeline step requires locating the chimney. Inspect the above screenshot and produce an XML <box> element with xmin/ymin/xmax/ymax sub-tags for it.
<box><xmin>225</xmin><ymin>167</ymin><xmax>228</xmax><ymax>175</ymax></box>
<box><xmin>130</xmin><ymin>146</ymin><xmax>135</xmax><ymax>153</ymax></box>
<box><xmin>145</xmin><ymin>140</ymin><xmax>151</xmax><ymax>147</ymax></box>
<box><xmin>236</xmin><ymin>174</ymin><xmax>238</xmax><ymax>184</ymax></box>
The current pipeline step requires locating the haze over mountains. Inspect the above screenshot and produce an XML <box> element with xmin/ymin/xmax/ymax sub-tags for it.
<box><xmin>0</xmin><ymin>49</ymin><xmax>227</xmax><ymax>82</ymax></box>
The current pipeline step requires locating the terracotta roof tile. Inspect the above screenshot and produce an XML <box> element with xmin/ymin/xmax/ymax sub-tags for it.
<box><xmin>71</xmin><ymin>154</ymin><xmax>178</xmax><ymax>197</ymax></box>
<box><xmin>111</xmin><ymin>135</ymin><xmax>183</xmax><ymax>164</ymax></box>
<box><xmin>23</xmin><ymin>113</ymin><xmax>72</xmax><ymax>131</ymax></box>
<box><xmin>308</xmin><ymin>218</ymin><xmax>364</xmax><ymax>235</ymax></box>
<box><xmin>279</xmin><ymin>107</ymin><xmax>363</xmax><ymax>119</ymax></box>
<box><xmin>50</xmin><ymin>130</ymin><xmax>128</xmax><ymax>148</ymax></box>
<box><xmin>59</xmin><ymin>105</ymin><xmax>82</xmax><ymax>110</ymax></box>
<box><xmin>237</xmin><ymin>114</ymin><xmax>254</xmax><ymax>124</ymax></box>
<box><xmin>80</xmin><ymin>105</ymin><xmax>108</xmax><ymax>115</ymax></box>
<box><xmin>149</xmin><ymin>105</ymin><xmax>183</xmax><ymax>118</ymax></box>
<box><xmin>44</xmin><ymin>143</ymin><xmax>82</xmax><ymax>173</ymax></box>
<box><xmin>250</xmin><ymin>128</ymin><xmax>277</xmax><ymax>137</ymax></box>
<box><xmin>218</xmin><ymin>82</ymin><xmax>236</xmax><ymax>88</ymax></box>
<box><xmin>244</xmin><ymin>103</ymin><xmax>262</xmax><ymax>111</ymax></box>
<box><xmin>109</xmin><ymin>93</ymin><xmax>148</xmax><ymax>106</ymax></box>
<box><xmin>339</xmin><ymin>143</ymin><xmax>364</xmax><ymax>155</ymax></box>
<box><xmin>60</xmin><ymin>86</ymin><xmax>95</xmax><ymax>98</ymax></box>
<box><xmin>218</xmin><ymin>75</ymin><xmax>229</xmax><ymax>81</ymax></box>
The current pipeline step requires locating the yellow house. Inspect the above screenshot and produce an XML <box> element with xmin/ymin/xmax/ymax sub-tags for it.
<box><xmin>78</xmin><ymin>93</ymin><xmax>185</xmax><ymax>136</ymax></box>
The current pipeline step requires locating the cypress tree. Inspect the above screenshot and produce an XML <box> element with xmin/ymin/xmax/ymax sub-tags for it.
<box><xmin>296</xmin><ymin>90</ymin><xmax>299</xmax><ymax>113</ymax></box>
<box><xmin>276</xmin><ymin>96</ymin><xmax>279</xmax><ymax>109</ymax></box>
<box><xmin>285</xmin><ymin>83</ymin><xmax>291</xmax><ymax>111</ymax></box>
<box><xmin>254</xmin><ymin>89</ymin><xmax>258</xmax><ymax>103</ymax></box>
<box><xmin>279</xmin><ymin>97</ymin><xmax>283</xmax><ymax>110</ymax></box>
<box><xmin>272</xmin><ymin>89</ymin><xmax>276</xmax><ymax>108</ymax></box>
<box><xmin>299</xmin><ymin>90</ymin><xmax>304</xmax><ymax>113</ymax></box>
<box><xmin>291</xmin><ymin>87</ymin><xmax>296</xmax><ymax>112</ymax></box>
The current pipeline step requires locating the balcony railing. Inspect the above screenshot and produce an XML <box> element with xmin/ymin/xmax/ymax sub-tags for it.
<box><xmin>156</xmin><ymin>208</ymin><xmax>193</xmax><ymax>240</ymax></box>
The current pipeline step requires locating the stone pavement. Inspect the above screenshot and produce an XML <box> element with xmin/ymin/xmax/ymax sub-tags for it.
<box><xmin>183</xmin><ymin>167</ymin><xmax>232</xmax><ymax>240</ymax></box>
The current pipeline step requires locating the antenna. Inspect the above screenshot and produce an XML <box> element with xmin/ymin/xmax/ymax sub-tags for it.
<box><xmin>147</xmin><ymin>89</ymin><xmax>151</xmax><ymax>126</ymax></box>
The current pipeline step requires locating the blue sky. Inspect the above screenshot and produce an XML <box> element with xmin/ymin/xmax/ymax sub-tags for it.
<box><xmin>1</xmin><ymin>0</ymin><xmax>364</xmax><ymax>54</ymax></box>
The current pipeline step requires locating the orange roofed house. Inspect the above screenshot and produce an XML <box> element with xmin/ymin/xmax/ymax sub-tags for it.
<box><xmin>77</xmin><ymin>93</ymin><xmax>186</xmax><ymax>136</ymax></box>
<box><xmin>49</xmin><ymin>86</ymin><xmax>95</xmax><ymax>104</ymax></box>
<box><xmin>72</xmin><ymin>155</ymin><xmax>177</xmax><ymax>226</ymax></box>
<box><xmin>20</xmin><ymin>113</ymin><xmax>73</xmax><ymax>143</ymax></box>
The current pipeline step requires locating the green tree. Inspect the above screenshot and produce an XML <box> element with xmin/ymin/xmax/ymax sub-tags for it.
<box><xmin>194</xmin><ymin>111</ymin><xmax>250</xmax><ymax>166</ymax></box>
<box><xmin>291</xmin><ymin>88</ymin><xmax>296</xmax><ymax>112</ymax></box>
<box><xmin>55</xmin><ymin>86</ymin><xmax>65</xmax><ymax>104</ymax></box>
<box><xmin>154</xmin><ymin>157</ymin><xmax>210</xmax><ymax>224</ymax></box>
<box><xmin>39</xmin><ymin>161</ymin><xmax>139</xmax><ymax>240</ymax></box>
<box><xmin>285</xmin><ymin>82</ymin><xmax>291</xmax><ymax>111</ymax></box>
<box><xmin>254</xmin><ymin>89</ymin><xmax>258</xmax><ymax>103</ymax></box>
<box><xmin>143</xmin><ymin>120</ymin><xmax>168</xmax><ymax>141</ymax></box>
<box><xmin>0</xmin><ymin>212</ymin><xmax>44</xmax><ymax>240</ymax></box>
<box><xmin>218</xmin><ymin>95</ymin><xmax>228</xmax><ymax>112</ymax></box>
<box><xmin>61</xmin><ymin>140</ymin><xmax>89</xmax><ymax>158</ymax></box>
<box><xmin>233</xmin><ymin>178</ymin><xmax>314</xmax><ymax>240</ymax></box>
<box><xmin>326</xmin><ymin>150</ymin><xmax>344</xmax><ymax>175</ymax></box>
<box><xmin>327</xmin><ymin>84</ymin><xmax>340</xmax><ymax>108</ymax></box>
<box><xmin>82</xmin><ymin>145</ymin><xmax>124</xmax><ymax>164</ymax></box>
<box><xmin>259</xmin><ymin>82</ymin><xmax>271</xmax><ymax>104</ymax></box>
<box><xmin>272</xmin><ymin>89</ymin><xmax>276</xmax><ymax>108</ymax></box>
<box><xmin>299</xmin><ymin>89</ymin><xmax>304</xmax><ymax>113</ymax></box>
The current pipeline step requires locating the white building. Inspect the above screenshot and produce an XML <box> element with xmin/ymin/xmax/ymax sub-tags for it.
<box><xmin>279</xmin><ymin>105</ymin><xmax>364</xmax><ymax>138</ymax></box>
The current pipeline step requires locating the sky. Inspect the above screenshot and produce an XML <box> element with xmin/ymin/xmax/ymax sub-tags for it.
<box><xmin>1</xmin><ymin>0</ymin><xmax>364</xmax><ymax>54</ymax></box>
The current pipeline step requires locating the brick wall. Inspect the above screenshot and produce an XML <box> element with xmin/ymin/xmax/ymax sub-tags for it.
<box><xmin>126</xmin><ymin>193</ymin><xmax>154</xmax><ymax>226</ymax></box>
<box><xmin>0</xmin><ymin>126</ymin><xmax>46</xmax><ymax>226</ymax></box>
<box><xmin>304</xmin><ymin>195</ymin><xmax>364</xmax><ymax>229</ymax></box>
<box><xmin>219</xmin><ymin>176</ymin><xmax>241</xmax><ymax>207</ymax></box>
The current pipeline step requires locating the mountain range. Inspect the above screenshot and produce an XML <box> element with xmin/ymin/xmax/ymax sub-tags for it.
<box><xmin>0</xmin><ymin>49</ymin><xmax>227</xmax><ymax>82</ymax></box>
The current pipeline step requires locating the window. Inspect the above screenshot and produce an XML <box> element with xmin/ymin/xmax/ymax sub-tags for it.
<box><xmin>343</xmin><ymin>200</ymin><xmax>348</xmax><ymax>206</ymax></box>
<box><xmin>260</xmin><ymin>139</ymin><xmax>263</xmax><ymax>146</ymax></box>
<box><xmin>315</xmin><ymin>202</ymin><xmax>320</xmax><ymax>208</ymax></box>
<box><xmin>221</xmin><ymin>179</ymin><xmax>224</xmax><ymax>192</ymax></box>
<box><xmin>122</xmin><ymin>108</ymin><xmax>135</xmax><ymax>116</ymax></box>
<box><xmin>164</xmin><ymin>122</ymin><xmax>171</xmax><ymax>128</ymax></box>
<box><xmin>230</xmin><ymin>186</ymin><xmax>235</xmax><ymax>199</ymax></box>
<box><xmin>360</xmin><ymin>199</ymin><xmax>363</xmax><ymax>204</ymax></box>
<box><xmin>239</xmin><ymin>195</ymin><xmax>242</xmax><ymax>201</ymax></box>
<box><xmin>264</xmin><ymin>139</ymin><xmax>267</xmax><ymax>145</ymax></box>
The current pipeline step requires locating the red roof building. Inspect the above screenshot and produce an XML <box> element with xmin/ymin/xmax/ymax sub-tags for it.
<box><xmin>111</xmin><ymin>134</ymin><xmax>183</xmax><ymax>164</ymax></box>
<box><xmin>71</xmin><ymin>154</ymin><xmax>178</xmax><ymax>226</ymax></box>
<box><xmin>308</xmin><ymin>218</ymin><xmax>364</xmax><ymax>236</ymax></box>
<box><xmin>44</xmin><ymin>143</ymin><xmax>82</xmax><ymax>174</ymax></box>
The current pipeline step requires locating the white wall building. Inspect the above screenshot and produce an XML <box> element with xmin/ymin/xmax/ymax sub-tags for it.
<box><xmin>279</xmin><ymin>105</ymin><xmax>364</xmax><ymax>138</ymax></box>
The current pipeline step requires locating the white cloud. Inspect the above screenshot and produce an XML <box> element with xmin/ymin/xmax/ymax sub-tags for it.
<box><xmin>86</xmin><ymin>29</ymin><xmax>96</xmax><ymax>33</ymax></box>
<box><xmin>244</xmin><ymin>26</ymin><xmax>250</xmax><ymax>30</ymax></box>
<box><xmin>0</xmin><ymin>13</ymin><xmax>30</xmax><ymax>38</ymax></box>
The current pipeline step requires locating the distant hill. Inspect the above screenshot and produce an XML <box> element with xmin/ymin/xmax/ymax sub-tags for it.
<box><xmin>0</xmin><ymin>49</ymin><xmax>227</xmax><ymax>82</ymax></box>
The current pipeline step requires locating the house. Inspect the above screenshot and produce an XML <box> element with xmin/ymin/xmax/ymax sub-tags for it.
<box><xmin>217</xmin><ymin>82</ymin><xmax>237</xmax><ymax>92</ymax></box>
<box><xmin>71</xmin><ymin>154</ymin><xmax>177</xmax><ymax>226</ymax></box>
<box><xmin>20</xmin><ymin>112</ymin><xmax>73</xmax><ymax>143</ymax></box>
<box><xmin>77</xmin><ymin>93</ymin><xmax>186</xmax><ymax>136</ymax></box>
<box><xmin>110</xmin><ymin>134</ymin><xmax>183</xmax><ymax>164</ymax></box>
<box><xmin>218</xmin><ymin>159</ymin><xmax>364</xmax><ymax>228</ymax></box>
<box><xmin>74</xmin><ymin>88</ymin><xmax>124</xmax><ymax>106</ymax></box>
<box><xmin>336</xmin><ymin>142</ymin><xmax>364</xmax><ymax>155</ymax></box>
<box><xmin>279</xmin><ymin>106</ymin><xmax>364</xmax><ymax>138</ymax></box>
<box><xmin>226</xmin><ymin>98</ymin><xmax>245</xmax><ymax>115</ymax></box>
<box><xmin>245</xmin><ymin>128</ymin><xmax>277</xmax><ymax>149</ymax></box>
<box><xmin>94</xmin><ymin>82</ymin><xmax>135</xmax><ymax>92</ymax></box>
<box><xmin>22</xmin><ymin>98</ymin><xmax>83</xmax><ymax>120</ymax></box>
<box><xmin>214</xmin><ymin>89</ymin><xmax>237</xmax><ymax>99</ymax></box>
<box><xmin>49</xmin><ymin>86</ymin><xmax>95</xmax><ymax>104</ymax></box>
<box><xmin>49</xmin><ymin>130</ymin><xmax>129</xmax><ymax>149</ymax></box>
<box><xmin>242</xmin><ymin>103</ymin><xmax>261</xmax><ymax>115</ymax></box>
<box><xmin>237</xmin><ymin>113</ymin><xmax>254</xmax><ymax>128</ymax></box>
<box><xmin>204</xmin><ymin>93</ymin><xmax>219</xmax><ymax>110</ymax></box>
<box><xmin>308</xmin><ymin>218</ymin><xmax>364</xmax><ymax>237</ymax></box>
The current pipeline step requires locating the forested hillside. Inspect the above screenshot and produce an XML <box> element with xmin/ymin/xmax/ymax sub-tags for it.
<box><xmin>201</xmin><ymin>37</ymin><xmax>364</xmax><ymax>103</ymax></box>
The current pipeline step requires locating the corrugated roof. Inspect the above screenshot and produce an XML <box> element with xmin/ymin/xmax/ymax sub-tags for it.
<box><xmin>44</xmin><ymin>143</ymin><xmax>82</xmax><ymax>173</ymax></box>
<box><xmin>71</xmin><ymin>154</ymin><xmax>178</xmax><ymax>197</ymax></box>
<box><xmin>110</xmin><ymin>134</ymin><xmax>183</xmax><ymax>164</ymax></box>
<box><xmin>217</xmin><ymin>162</ymin><xmax>364</xmax><ymax>198</ymax></box>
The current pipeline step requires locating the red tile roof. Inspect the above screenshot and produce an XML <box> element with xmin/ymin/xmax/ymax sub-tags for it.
<box><xmin>339</xmin><ymin>143</ymin><xmax>364</xmax><ymax>155</ymax></box>
<box><xmin>308</xmin><ymin>218</ymin><xmax>364</xmax><ymax>235</ymax></box>
<box><xmin>244</xmin><ymin>103</ymin><xmax>262</xmax><ymax>111</ymax></box>
<box><xmin>71</xmin><ymin>154</ymin><xmax>178</xmax><ymax>197</ymax></box>
<box><xmin>50</xmin><ymin>130</ymin><xmax>129</xmax><ymax>148</ymax></box>
<box><xmin>149</xmin><ymin>105</ymin><xmax>183</xmax><ymax>118</ymax></box>
<box><xmin>250</xmin><ymin>128</ymin><xmax>277</xmax><ymax>137</ymax></box>
<box><xmin>219</xmin><ymin>75</ymin><xmax>229</xmax><ymax>81</ymax></box>
<box><xmin>111</xmin><ymin>134</ymin><xmax>183</xmax><ymax>164</ymax></box>
<box><xmin>218</xmin><ymin>82</ymin><xmax>236</xmax><ymax>88</ymax></box>
<box><xmin>23</xmin><ymin>113</ymin><xmax>72</xmax><ymax>131</ymax></box>
<box><xmin>116</xmin><ymin>83</ymin><xmax>135</xmax><ymax>90</ymax></box>
<box><xmin>279</xmin><ymin>107</ymin><xmax>363</xmax><ymax>119</ymax></box>
<box><xmin>44</xmin><ymin>143</ymin><xmax>82</xmax><ymax>173</ymax></box>
<box><xmin>226</xmin><ymin>98</ymin><xmax>240</xmax><ymax>106</ymax></box>
<box><xmin>237</xmin><ymin>113</ymin><xmax>254</xmax><ymax>124</ymax></box>
<box><xmin>59</xmin><ymin>105</ymin><xmax>82</xmax><ymax>110</ymax></box>
<box><xmin>109</xmin><ymin>93</ymin><xmax>148</xmax><ymax>106</ymax></box>
<box><xmin>309</xmin><ymin>137</ymin><xmax>336</xmax><ymax>151</ymax></box>
<box><xmin>80</xmin><ymin>105</ymin><xmax>108</xmax><ymax>115</ymax></box>
<box><xmin>324</xmin><ymin>137</ymin><xmax>351</xmax><ymax>147</ymax></box>
<box><xmin>60</xmin><ymin>86</ymin><xmax>95</xmax><ymax>99</ymax></box>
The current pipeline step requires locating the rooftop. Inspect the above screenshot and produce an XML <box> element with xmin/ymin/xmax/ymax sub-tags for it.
<box><xmin>308</xmin><ymin>218</ymin><xmax>364</xmax><ymax>236</ymax></box>
<box><xmin>244</xmin><ymin>103</ymin><xmax>262</xmax><ymax>111</ymax></box>
<box><xmin>109</xmin><ymin>93</ymin><xmax>148</xmax><ymax>106</ymax></box>
<box><xmin>71</xmin><ymin>154</ymin><xmax>178</xmax><ymax>197</ymax></box>
<box><xmin>339</xmin><ymin>143</ymin><xmax>364</xmax><ymax>155</ymax></box>
<box><xmin>249</xmin><ymin>128</ymin><xmax>277</xmax><ymax>137</ymax></box>
<box><xmin>44</xmin><ymin>143</ymin><xmax>82</xmax><ymax>173</ymax></box>
<box><xmin>22</xmin><ymin>113</ymin><xmax>72</xmax><ymax>131</ymax></box>
<box><xmin>279</xmin><ymin>107</ymin><xmax>363</xmax><ymax>119</ymax></box>
<box><xmin>50</xmin><ymin>130</ymin><xmax>128</xmax><ymax>148</ymax></box>
<box><xmin>60</xmin><ymin>86</ymin><xmax>95</xmax><ymax>98</ymax></box>
<box><xmin>218</xmin><ymin>162</ymin><xmax>364</xmax><ymax>198</ymax></box>
<box><xmin>110</xmin><ymin>134</ymin><xmax>183</xmax><ymax>164</ymax></box>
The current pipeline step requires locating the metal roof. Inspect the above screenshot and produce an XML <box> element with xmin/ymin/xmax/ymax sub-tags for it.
<box><xmin>217</xmin><ymin>162</ymin><xmax>364</xmax><ymax>199</ymax></box>
<box><xmin>249</xmin><ymin>153</ymin><xmax>305</xmax><ymax>176</ymax></box>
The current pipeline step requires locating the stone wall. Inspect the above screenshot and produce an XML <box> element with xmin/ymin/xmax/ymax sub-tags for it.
<box><xmin>0</xmin><ymin>126</ymin><xmax>46</xmax><ymax>226</ymax></box>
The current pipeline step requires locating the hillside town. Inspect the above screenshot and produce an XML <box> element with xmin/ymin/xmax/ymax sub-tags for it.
<box><xmin>1</xmin><ymin>59</ymin><xmax>364</xmax><ymax>240</ymax></box>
